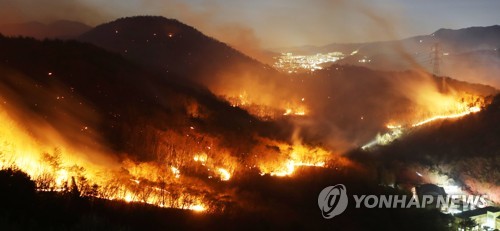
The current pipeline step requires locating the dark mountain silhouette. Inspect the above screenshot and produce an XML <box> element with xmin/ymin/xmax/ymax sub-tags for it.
<box><xmin>77</xmin><ymin>16</ymin><xmax>499</xmax><ymax>151</ymax></box>
<box><xmin>0</xmin><ymin>20</ymin><xmax>91</xmax><ymax>39</ymax></box>
<box><xmin>277</xmin><ymin>25</ymin><xmax>500</xmax><ymax>88</ymax></box>
<box><xmin>78</xmin><ymin>16</ymin><xmax>273</xmax><ymax>87</ymax></box>
<box><xmin>431</xmin><ymin>26</ymin><xmax>500</xmax><ymax>51</ymax></box>
<box><xmin>340</xmin><ymin>25</ymin><xmax>500</xmax><ymax>71</ymax></box>
<box><xmin>0</xmin><ymin>35</ymin><xmax>289</xmax><ymax>161</ymax></box>
<box><xmin>286</xmin><ymin>25</ymin><xmax>500</xmax><ymax>56</ymax></box>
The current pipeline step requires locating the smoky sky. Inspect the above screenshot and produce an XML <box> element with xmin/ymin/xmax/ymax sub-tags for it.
<box><xmin>1</xmin><ymin>0</ymin><xmax>499</xmax><ymax>48</ymax></box>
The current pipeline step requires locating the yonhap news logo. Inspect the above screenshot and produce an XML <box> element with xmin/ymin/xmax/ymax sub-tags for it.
<box><xmin>317</xmin><ymin>184</ymin><xmax>349</xmax><ymax>219</ymax></box>
<box><xmin>318</xmin><ymin>184</ymin><xmax>489</xmax><ymax>219</ymax></box>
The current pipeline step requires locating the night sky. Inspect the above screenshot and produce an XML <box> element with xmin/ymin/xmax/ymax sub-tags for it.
<box><xmin>1</xmin><ymin>0</ymin><xmax>499</xmax><ymax>47</ymax></box>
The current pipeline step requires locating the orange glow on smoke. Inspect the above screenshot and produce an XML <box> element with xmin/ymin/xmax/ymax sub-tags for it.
<box><xmin>408</xmin><ymin>91</ymin><xmax>485</xmax><ymax>127</ymax></box>
<box><xmin>363</xmin><ymin>92</ymin><xmax>486</xmax><ymax>150</ymax></box>
<box><xmin>225</xmin><ymin>91</ymin><xmax>308</xmax><ymax>119</ymax></box>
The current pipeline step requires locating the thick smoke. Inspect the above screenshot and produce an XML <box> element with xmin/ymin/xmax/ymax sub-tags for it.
<box><xmin>442</xmin><ymin>52</ymin><xmax>500</xmax><ymax>89</ymax></box>
<box><xmin>158</xmin><ymin>0</ymin><xmax>272</xmax><ymax>64</ymax></box>
<box><xmin>0</xmin><ymin>66</ymin><xmax>118</xmax><ymax>167</ymax></box>
<box><xmin>0</xmin><ymin>0</ymin><xmax>411</xmax><ymax>64</ymax></box>
<box><xmin>0</xmin><ymin>0</ymin><xmax>270</xmax><ymax>63</ymax></box>
<box><xmin>0</xmin><ymin>0</ymin><xmax>105</xmax><ymax>25</ymax></box>
<box><xmin>1</xmin><ymin>0</ymin><xmax>495</xmax><ymax>154</ymax></box>
<box><xmin>201</xmin><ymin>1</ymin><xmax>458</xmax><ymax>152</ymax></box>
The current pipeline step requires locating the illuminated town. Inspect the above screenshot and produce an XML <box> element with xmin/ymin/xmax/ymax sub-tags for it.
<box><xmin>273</xmin><ymin>52</ymin><xmax>345</xmax><ymax>73</ymax></box>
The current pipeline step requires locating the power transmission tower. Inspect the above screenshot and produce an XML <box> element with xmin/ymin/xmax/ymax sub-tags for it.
<box><xmin>431</xmin><ymin>43</ymin><xmax>446</xmax><ymax>92</ymax></box>
<box><xmin>431</xmin><ymin>43</ymin><xmax>441</xmax><ymax>76</ymax></box>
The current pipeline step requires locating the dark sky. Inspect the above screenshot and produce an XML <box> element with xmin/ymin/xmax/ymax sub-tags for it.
<box><xmin>1</xmin><ymin>0</ymin><xmax>499</xmax><ymax>48</ymax></box>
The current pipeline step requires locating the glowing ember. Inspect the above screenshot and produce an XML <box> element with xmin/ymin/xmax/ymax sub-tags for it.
<box><xmin>193</xmin><ymin>153</ymin><xmax>208</xmax><ymax>163</ymax></box>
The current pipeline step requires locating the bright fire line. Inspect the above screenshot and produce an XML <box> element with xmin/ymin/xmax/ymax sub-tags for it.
<box><xmin>411</xmin><ymin>106</ymin><xmax>481</xmax><ymax>127</ymax></box>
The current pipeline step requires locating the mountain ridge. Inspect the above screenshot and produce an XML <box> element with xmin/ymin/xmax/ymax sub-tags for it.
<box><xmin>0</xmin><ymin>20</ymin><xmax>91</xmax><ymax>39</ymax></box>
<box><xmin>78</xmin><ymin>16</ymin><xmax>273</xmax><ymax>86</ymax></box>
<box><xmin>275</xmin><ymin>25</ymin><xmax>500</xmax><ymax>54</ymax></box>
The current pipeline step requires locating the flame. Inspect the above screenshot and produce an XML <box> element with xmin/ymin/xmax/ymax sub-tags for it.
<box><xmin>193</xmin><ymin>153</ymin><xmax>208</xmax><ymax>163</ymax></box>
<box><xmin>410</xmin><ymin>92</ymin><xmax>484</xmax><ymax>127</ymax></box>
<box><xmin>225</xmin><ymin>91</ymin><xmax>308</xmax><ymax>118</ymax></box>
<box><xmin>0</xmin><ymin>104</ymin><xmax>217</xmax><ymax>212</ymax></box>
<box><xmin>362</xmin><ymin>93</ymin><xmax>486</xmax><ymax>149</ymax></box>
<box><xmin>411</xmin><ymin>106</ymin><xmax>481</xmax><ymax>127</ymax></box>
<box><xmin>282</xmin><ymin>102</ymin><xmax>307</xmax><ymax>116</ymax></box>
<box><xmin>0</xmin><ymin>104</ymin><xmax>107</xmax><ymax>190</ymax></box>
<box><xmin>283</xmin><ymin>108</ymin><xmax>306</xmax><ymax>116</ymax></box>
<box><xmin>170</xmin><ymin>166</ymin><xmax>181</xmax><ymax>178</ymax></box>
<box><xmin>265</xmin><ymin>160</ymin><xmax>325</xmax><ymax>177</ymax></box>
<box><xmin>188</xmin><ymin>204</ymin><xmax>207</xmax><ymax>212</ymax></box>
<box><xmin>254</xmin><ymin>138</ymin><xmax>342</xmax><ymax>177</ymax></box>
<box><xmin>217</xmin><ymin>168</ymin><xmax>231</xmax><ymax>181</ymax></box>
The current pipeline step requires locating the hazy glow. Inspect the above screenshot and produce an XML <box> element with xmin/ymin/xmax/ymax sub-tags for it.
<box><xmin>1</xmin><ymin>0</ymin><xmax>500</xmax><ymax>48</ymax></box>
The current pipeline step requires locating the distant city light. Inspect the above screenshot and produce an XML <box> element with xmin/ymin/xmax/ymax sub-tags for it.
<box><xmin>273</xmin><ymin>52</ymin><xmax>345</xmax><ymax>73</ymax></box>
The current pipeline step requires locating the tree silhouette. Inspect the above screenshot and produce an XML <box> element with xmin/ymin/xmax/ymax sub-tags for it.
<box><xmin>460</xmin><ymin>217</ymin><xmax>479</xmax><ymax>231</ymax></box>
<box><xmin>0</xmin><ymin>167</ymin><xmax>36</xmax><ymax>210</ymax></box>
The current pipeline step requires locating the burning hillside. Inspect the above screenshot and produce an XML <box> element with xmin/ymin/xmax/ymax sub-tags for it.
<box><xmin>0</xmin><ymin>35</ymin><xmax>360</xmax><ymax>213</ymax></box>
<box><xmin>0</xmin><ymin>15</ymin><xmax>499</xmax><ymax>231</ymax></box>
<box><xmin>76</xmin><ymin>17</ymin><xmax>497</xmax><ymax>153</ymax></box>
<box><xmin>0</xmin><ymin>93</ymin><xmax>352</xmax><ymax>212</ymax></box>
<box><xmin>350</xmin><ymin>94</ymin><xmax>500</xmax><ymax>204</ymax></box>
<box><xmin>0</xmin><ymin>33</ymin><xmax>496</xmax><ymax>214</ymax></box>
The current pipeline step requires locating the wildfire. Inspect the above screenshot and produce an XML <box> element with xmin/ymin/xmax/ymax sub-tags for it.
<box><xmin>193</xmin><ymin>153</ymin><xmax>208</xmax><ymax>163</ymax></box>
<box><xmin>170</xmin><ymin>166</ymin><xmax>181</xmax><ymax>178</ymax></box>
<box><xmin>217</xmin><ymin>168</ymin><xmax>231</xmax><ymax>181</ymax></box>
<box><xmin>255</xmin><ymin>139</ymin><xmax>333</xmax><ymax>177</ymax></box>
<box><xmin>362</xmin><ymin>93</ymin><xmax>486</xmax><ymax>150</ymax></box>
<box><xmin>282</xmin><ymin>101</ymin><xmax>307</xmax><ymax>116</ymax></box>
<box><xmin>188</xmin><ymin>204</ymin><xmax>207</xmax><ymax>212</ymax></box>
<box><xmin>192</xmin><ymin>151</ymin><xmax>235</xmax><ymax>181</ymax></box>
<box><xmin>265</xmin><ymin>160</ymin><xmax>325</xmax><ymax>177</ymax></box>
<box><xmin>228</xmin><ymin>91</ymin><xmax>250</xmax><ymax>107</ymax></box>
<box><xmin>0</xmin><ymin>104</ymin><xmax>216</xmax><ymax>212</ymax></box>
<box><xmin>3</xmin><ymin>73</ymin><xmax>486</xmax><ymax>215</ymax></box>
<box><xmin>224</xmin><ymin>90</ymin><xmax>311</xmax><ymax>119</ymax></box>
<box><xmin>411</xmin><ymin>106</ymin><xmax>481</xmax><ymax>127</ymax></box>
<box><xmin>283</xmin><ymin>108</ymin><xmax>306</xmax><ymax>116</ymax></box>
